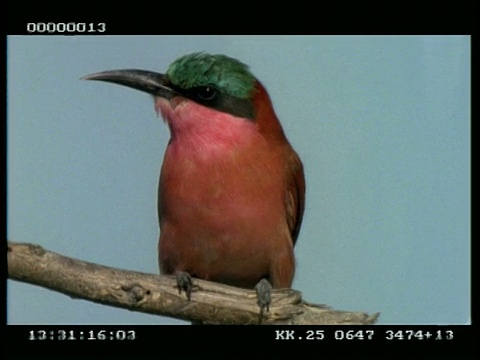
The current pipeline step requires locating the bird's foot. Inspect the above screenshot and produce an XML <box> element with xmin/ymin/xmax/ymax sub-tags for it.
<box><xmin>255</xmin><ymin>278</ymin><xmax>272</xmax><ymax>320</ymax></box>
<box><xmin>176</xmin><ymin>271</ymin><xmax>193</xmax><ymax>301</ymax></box>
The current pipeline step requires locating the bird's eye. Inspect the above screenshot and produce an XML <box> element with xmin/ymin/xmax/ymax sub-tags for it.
<box><xmin>194</xmin><ymin>85</ymin><xmax>218</xmax><ymax>101</ymax></box>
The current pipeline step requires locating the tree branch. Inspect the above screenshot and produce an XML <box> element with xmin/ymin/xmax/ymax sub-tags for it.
<box><xmin>7</xmin><ymin>241</ymin><xmax>379</xmax><ymax>325</ymax></box>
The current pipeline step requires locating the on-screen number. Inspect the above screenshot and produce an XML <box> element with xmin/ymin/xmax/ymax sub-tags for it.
<box><xmin>306</xmin><ymin>330</ymin><xmax>325</xmax><ymax>340</ymax></box>
<box><xmin>26</xmin><ymin>22</ymin><xmax>106</xmax><ymax>33</ymax></box>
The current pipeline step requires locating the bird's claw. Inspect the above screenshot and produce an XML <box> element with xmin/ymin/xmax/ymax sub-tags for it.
<box><xmin>255</xmin><ymin>278</ymin><xmax>272</xmax><ymax>320</ymax></box>
<box><xmin>176</xmin><ymin>271</ymin><xmax>193</xmax><ymax>301</ymax></box>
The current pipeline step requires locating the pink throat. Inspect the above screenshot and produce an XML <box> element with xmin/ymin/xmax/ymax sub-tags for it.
<box><xmin>154</xmin><ymin>96</ymin><xmax>260</xmax><ymax>151</ymax></box>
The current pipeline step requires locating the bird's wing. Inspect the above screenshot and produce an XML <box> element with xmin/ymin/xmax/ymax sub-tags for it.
<box><xmin>285</xmin><ymin>149</ymin><xmax>306</xmax><ymax>246</ymax></box>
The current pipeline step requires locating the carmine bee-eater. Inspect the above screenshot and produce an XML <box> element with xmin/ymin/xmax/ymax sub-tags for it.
<box><xmin>82</xmin><ymin>52</ymin><xmax>305</xmax><ymax>315</ymax></box>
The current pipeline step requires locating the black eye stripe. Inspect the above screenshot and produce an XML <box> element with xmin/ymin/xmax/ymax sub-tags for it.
<box><xmin>191</xmin><ymin>85</ymin><xmax>218</xmax><ymax>101</ymax></box>
<box><xmin>168</xmin><ymin>82</ymin><xmax>255</xmax><ymax>120</ymax></box>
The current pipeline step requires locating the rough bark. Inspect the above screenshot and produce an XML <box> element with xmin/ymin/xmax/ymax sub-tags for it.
<box><xmin>7</xmin><ymin>241</ymin><xmax>379</xmax><ymax>325</ymax></box>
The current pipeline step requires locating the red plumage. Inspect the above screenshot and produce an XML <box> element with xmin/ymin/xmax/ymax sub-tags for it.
<box><xmin>157</xmin><ymin>81</ymin><xmax>305</xmax><ymax>289</ymax></box>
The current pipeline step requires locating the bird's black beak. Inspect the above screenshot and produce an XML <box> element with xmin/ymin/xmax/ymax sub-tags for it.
<box><xmin>81</xmin><ymin>69</ymin><xmax>178</xmax><ymax>99</ymax></box>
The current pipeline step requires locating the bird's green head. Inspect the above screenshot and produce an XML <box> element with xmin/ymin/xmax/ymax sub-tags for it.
<box><xmin>82</xmin><ymin>52</ymin><xmax>259</xmax><ymax>119</ymax></box>
<box><xmin>163</xmin><ymin>53</ymin><xmax>257</xmax><ymax>118</ymax></box>
<box><xmin>167</xmin><ymin>52</ymin><xmax>256</xmax><ymax>100</ymax></box>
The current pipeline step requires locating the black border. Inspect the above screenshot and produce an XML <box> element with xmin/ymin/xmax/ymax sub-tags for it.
<box><xmin>4</xmin><ymin>325</ymin><xmax>475</xmax><ymax>357</ymax></box>
<box><xmin>5</xmin><ymin>4</ymin><xmax>477</xmax><ymax>35</ymax></box>
<box><xmin>4</xmin><ymin>5</ymin><xmax>476</xmax><ymax>359</ymax></box>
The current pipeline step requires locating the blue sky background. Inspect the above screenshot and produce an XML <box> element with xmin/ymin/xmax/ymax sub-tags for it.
<box><xmin>7</xmin><ymin>35</ymin><xmax>470</xmax><ymax>324</ymax></box>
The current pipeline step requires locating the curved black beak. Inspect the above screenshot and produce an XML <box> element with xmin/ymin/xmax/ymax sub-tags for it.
<box><xmin>81</xmin><ymin>69</ymin><xmax>178</xmax><ymax>99</ymax></box>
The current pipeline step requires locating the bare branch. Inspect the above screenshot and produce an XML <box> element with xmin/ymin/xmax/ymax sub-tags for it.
<box><xmin>7</xmin><ymin>241</ymin><xmax>379</xmax><ymax>325</ymax></box>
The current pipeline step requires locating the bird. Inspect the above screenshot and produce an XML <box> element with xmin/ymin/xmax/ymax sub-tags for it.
<box><xmin>82</xmin><ymin>52</ymin><xmax>305</xmax><ymax>317</ymax></box>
